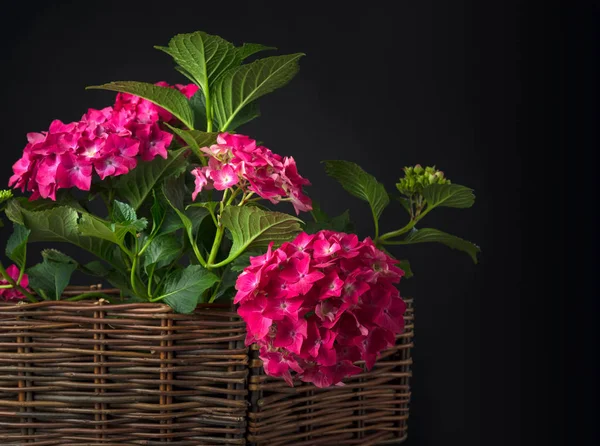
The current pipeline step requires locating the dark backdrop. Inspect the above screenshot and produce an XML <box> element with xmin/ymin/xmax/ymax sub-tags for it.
<box><xmin>0</xmin><ymin>1</ymin><xmax>590</xmax><ymax>445</ymax></box>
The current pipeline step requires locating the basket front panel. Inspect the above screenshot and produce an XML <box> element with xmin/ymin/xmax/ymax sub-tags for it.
<box><xmin>247</xmin><ymin>299</ymin><xmax>414</xmax><ymax>446</ymax></box>
<box><xmin>0</xmin><ymin>302</ymin><xmax>248</xmax><ymax>445</ymax></box>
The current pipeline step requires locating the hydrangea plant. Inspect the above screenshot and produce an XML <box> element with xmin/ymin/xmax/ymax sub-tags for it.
<box><xmin>0</xmin><ymin>31</ymin><xmax>479</xmax><ymax>387</ymax></box>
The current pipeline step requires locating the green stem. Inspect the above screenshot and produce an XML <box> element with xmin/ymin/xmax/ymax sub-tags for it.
<box><xmin>208</xmin><ymin>277</ymin><xmax>223</xmax><ymax>303</ymax></box>
<box><xmin>207</xmin><ymin>226</ymin><xmax>225</xmax><ymax>268</ymax></box>
<box><xmin>191</xmin><ymin>243</ymin><xmax>208</xmax><ymax>268</ymax></box>
<box><xmin>138</xmin><ymin>236</ymin><xmax>154</xmax><ymax>257</ymax></box>
<box><xmin>0</xmin><ymin>260</ymin><xmax>38</xmax><ymax>303</ymax></box>
<box><xmin>207</xmin><ymin>207</ymin><xmax>218</xmax><ymax>227</ymax></box>
<box><xmin>205</xmin><ymin>93</ymin><xmax>213</xmax><ymax>132</ymax></box>
<box><xmin>373</xmin><ymin>209</ymin><xmax>380</xmax><ymax>240</ymax></box>
<box><xmin>0</xmin><ymin>284</ymin><xmax>13</xmax><ymax>289</ymax></box>
<box><xmin>210</xmin><ymin>256</ymin><xmax>236</xmax><ymax>269</ymax></box>
<box><xmin>17</xmin><ymin>246</ymin><xmax>27</xmax><ymax>285</ymax></box>
<box><xmin>226</xmin><ymin>188</ymin><xmax>241</xmax><ymax>206</ymax></box>
<box><xmin>379</xmin><ymin>240</ymin><xmax>410</xmax><ymax>246</ymax></box>
<box><xmin>147</xmin><ymin>264</ymin><xmax>156</xmax><ymax>298</ymax></box>
<box><xmin>206</xmin><ymin>187</ymin><xmax>240</xmax><ymax>269</ymax></box>
<box><xmin>377</xmin><ymin>205</ymin><xmax>433</xmax><ymax>242</ymax></box>
<box><xmin>239</xmin><ymin>191</ymin><xmax>255</xmax><ymax>206</ymax></box>
<box><xmin>65</xmin><ymin>292</ymin><xmax>115</xmax><ymax>302</ymax></box>
<box><xmin>129</xmin><ymin>238</ymin><xmax>145</xmax><ymax>299</ymax></box>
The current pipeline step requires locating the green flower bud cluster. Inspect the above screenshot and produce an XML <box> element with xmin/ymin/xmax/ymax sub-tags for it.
<box><xmin>0</xmin><ymin>190</ymin><xmax>13</xmax><ymax>205</ymax></box>
<box><xmin>396</xmin><ymin>165</ymin><xmax>450</xmax><ymax>196</ymax></box>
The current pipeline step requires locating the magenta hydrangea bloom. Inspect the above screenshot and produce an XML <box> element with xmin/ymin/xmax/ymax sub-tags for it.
<box><xmin>235</xmin><ymin>230</ymin><xmax>406</xmax><ymax>387</ymax></box>
<box><xmin>190</xmin><ymin>132</ymin><xmax>312</xmax><ymax>214</ymax></box>
<box><xmin>0</xmin><ymin>265</ymin><xmax>30</xmax><ymax>301</ymax></box>
<box><xmin>9</xmin><ymin>82</ymin><xmax>196</xmax><ymax>200</ymax></box>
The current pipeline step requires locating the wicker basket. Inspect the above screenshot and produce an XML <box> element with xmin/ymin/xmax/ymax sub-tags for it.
<box><xmin>247</xmin><ymin>299</ymin><xmax>414</xmax><ymax>446</ymax></box>
<box><xmin>0</xmin><ymin>288</ymin><xmax>413</xmax><ymax>445</ymax></box>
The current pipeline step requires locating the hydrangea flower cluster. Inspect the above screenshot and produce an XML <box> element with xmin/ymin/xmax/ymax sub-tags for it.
<box><xmin>9</xmin><ymin>83</ymin><xmax>198</xmax><ymax>200</ymax></box>
<box><xmin>0</xmin><ymin>265</ymin><xmax>29</xmax><ymax>301</ymax></box>
<box><xmin>191</xmin><ymin>133</ymin><xmax>312</xmax><ymax>214</ymax></box>
<box><xmin>396</xmin><ymin>164</ymin><xmax>450</xmax><ymax>196</ymax></box>
<box><xmin>234</xmin><ymin>230</ymin><xmax>406</xmax><ymax>387</ymax></box>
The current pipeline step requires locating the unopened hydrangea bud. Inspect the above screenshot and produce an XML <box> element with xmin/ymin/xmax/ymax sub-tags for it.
<box><xmin>0</xmin><ymin>190</ymin><xmax>13</xmax><ymax>204</ymax></box>
<box><xmin>396</xmin><ymin>165</ymin><xmax>450</xmax><ymax>196</ymax></box>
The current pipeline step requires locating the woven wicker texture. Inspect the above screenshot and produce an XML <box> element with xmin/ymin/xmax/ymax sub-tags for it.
<box><xmin>247</xmin><ymin>299</ymin><xmax>414</xmax><ymax>446</ymax></box>
<box><xmin>0</xmin><ymin>290</ymin><xmax>413</xmax><ymax>446</ymax></box>
<box><xmin>0</xmin><ymin>291</ymin><xmax>248</xmax><ymax>446</ymax></box>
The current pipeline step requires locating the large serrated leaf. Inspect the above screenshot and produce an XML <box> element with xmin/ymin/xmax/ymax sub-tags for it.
<box><xmin>160</xmin><ymin>265</ymin><xmax>219</xmax><ymax>313</ymax></box>
<box><xmin>423</xmin><ymin>183</ymin><xmax>475</xmax><ymax>209</ymax></box>
<box><xmin>143</xmin><ymin>234</ymin><xmax>182</xmax><ymax>272</ymax></box>
<box><xmin>220</xmin><ymin>206</ymin><xmax>302</xmax><ymax>264</ymax></box>
<box><xmin>403</xmin><ymin>228</ymin><xmax>481</xmax><ymax>263</ymax></box>
<box><xmin>5</xmin><ymin>224</ymin><xmax>30</xmax><ymax>268</ymax></box>
<box><xmin>323</xmin><ymin>160</ymin><xmax>389</xmax><ymax>222</ymax></box>
<box><xmin>156</xmin><ymin>31</ymin><xmax>239</xmax><ymax>91</ymax></box>
<box><xmin>212</xmin><ymin>53</ymin><xmax>304</xmax><ymax>131</ymax></box>
<box><xmin>87</xmin><ymin>82</ymin><xmax>195</xmax><ymax>129</ymax></box>
<box><xmin>112</xmin><ymin>148</ymin><xmax>188</xmax><ymax>211</ymax></box>
<box><xmin>27</xmin><ymin>250</ymin><xmax>77</xmax><ymax>300</ymax></box>
<box><xmin>235</xmin><ymin>43</ymin><xmax>277</xmax><ymax>61</ymax></box>
<box><xmin>225</xmin><ymin>102</ymin><xmax>260</xmax><ymax>131</ymax></box>
<box><xmin>6</xmin><ymin>199</ymin><xmax>123</xmax><ymax>269</ymax></box>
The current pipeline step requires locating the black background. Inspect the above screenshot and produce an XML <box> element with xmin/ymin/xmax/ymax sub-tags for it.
<box><xmin>0</xmin><ymin>1</ymin><xmax>594</xmax><ymax>445</ymax></box>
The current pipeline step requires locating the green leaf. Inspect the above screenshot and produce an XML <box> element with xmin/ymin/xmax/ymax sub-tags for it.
<box><xmin>235</xmin><ymin>43</ymin><xmax>276</xmax><ymax>61</ymax></box>
<box><xmin>80</xmin><ymin>261</ymin><xmax>134</xmax><ymax>297</ymax></box>
<box><xmin>164</xmin><ymin>124</ymin><xmax>217</xmax><ymax>163</ymax></box>
<box><xmin>188</xmin><ymin>89</ymin><xmax>209</xmax><ymax>130</ymax></box>
<box><xmin>230</xmin><ymin>250</ymin><xmax>263</xmax><ymax>272</ymax></box>
<box><xmin>225</xmin><ymin>102</ymin><xmax>260</xmax><ymax>131</ymax></box>
<box><xmin>398</xmin><ymin>259</ymin><xmax>414</xmax><ymax>279</ymax></box>
<box><xmin>112</xmin><ymin>200</ymin><xmax>148</xmax><ymax>233</ymax></box>
<box><xmin>220</xmin><ymin>206</ymin><xmax>302</xmax><ymax>264</ymax></box>
<box><xmin>6</xmin><ymin>199</ymin><xmax>123</xmax><ymax>269</ymax></box>
<box><xmin>210</xmin><ymin>265</ymin><xmax>239</xmax><ymax>303</ymax></box>
<box><xmin>113</xmin><ymin>148</ymin><xmax>188</xmax><ymax>211</ymax></box>
<box><xmin>160</xmin><ymin>265</ymin><xmax>219</xmax><ymax>313</ymax></box>
<box><xmin>212</xmin><ymin>53</ymin><xmax>304</xmax><ymax>131</ymax></box>
<box><xmin>162</xmin><ymin>178</ymin><xmax>210</xmax><ymax>264</ymax></box>
<box><xmin>423</xmin><ymin>183</ymin><xmax>475</xmax><ymax>210</ymax></box>
<box><xmin>87</xmin><ymin>82</ymin><xmax>194</xmax><ymax>129</ymax></box>
<box><xmin>309</xmin><ymin>201</ymin><xmax>329</xmax><ymax>223</ymax></box>
<box><xmin>77</xmin><ymin>214</ymin><xmax>119</xmax><ymax>244</ymax></box>
<box><xmin>27</xmin><ymin>250</ymin><xmax>77</xmax><ymax>300</ymax></box>
<box><xmin>186</xmin><ymin>201</ymin><xmax>219</xmax><ymax>214</ymax></box>
<box><xmin>150</xmin><ymin>190</ymin><xmax>166</xmax><ymax>237</ymax></box>
<box><xmin>6</xmin><ymin>224</ymin><xmax>30</xmax><ymax>268</ymax></box>
<box><xmin>403</xmin><ymin>228</ymin><xmax>481</xmax><ymax>263</ymax></box>
<box><xmin>156</xmin><ymin>31</ymin><xmax>239</xmax><ymax>91</ymax></box>
<box><xmin>143</xmin><ymin>234</ymin><xmax>182</xmax><ymax>272</ymax></box>
<box><xmin>112</xmin><ymin>200</ymin><xmax>137</xmax><ymax>223</ymax></box>
<box><xmin>305</xmin><ymin>210</ymin><xmax>354</xmax><ymax>234</ymax></box>
<box><xmin>323</xmin><ymin>160</ymin><xmax>389</xmax><ymax>227</ymax></box>
<box><xmin>395</xmin><ymin>196</ymin><xmax>413</xmax><ymax>214</ymax></box>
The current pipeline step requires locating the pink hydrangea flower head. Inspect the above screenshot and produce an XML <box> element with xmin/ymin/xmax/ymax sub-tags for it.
<box><xmin>0</xmin><ymin>265</ymin><xmax>30</xmax><ymax>301</ymax></box>
<box><xmin>193</xmin><ymin>132</ymin><xmax>312</xmax><ymax>214</ymax></box>
<box><xmin>10</xmin><ymin>82</ymin><xmax>197</xmax><ymax>200</ymax></box>
<box><xmin>235</xmin><ymin>231</ymin><xmax>406</xmax><ymax>388</ymax></box>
